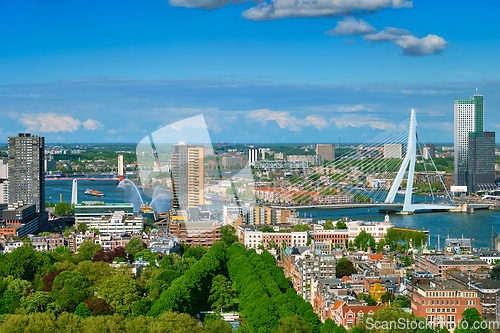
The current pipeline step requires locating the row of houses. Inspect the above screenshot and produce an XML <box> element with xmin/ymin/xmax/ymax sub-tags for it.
<box><xmin>236</xmin><ymin>216</ymin><xmax>394</xmax><ymax>250</ymax></box>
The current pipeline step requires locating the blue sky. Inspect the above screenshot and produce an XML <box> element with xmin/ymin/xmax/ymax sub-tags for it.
<box><xmin>1</xmin><ymin>0</ymin><xmax>499</xmax><ymax>143</ymax></box>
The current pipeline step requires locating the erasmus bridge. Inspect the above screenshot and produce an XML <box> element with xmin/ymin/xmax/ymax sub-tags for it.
<box><xmin>268</xmin><ymin>109</ymin><xmax>457</xmax><ymax>214</ymax></box>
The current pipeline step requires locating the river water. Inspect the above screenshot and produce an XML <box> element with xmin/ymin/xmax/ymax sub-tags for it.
<box><xmin>46</xmin><ymin>180</ymin><xmax>500</xmax><ymax>250</ymax></box>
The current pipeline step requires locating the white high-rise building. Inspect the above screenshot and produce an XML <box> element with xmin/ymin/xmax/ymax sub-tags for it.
<box><xmin>454</xmin><ymin>94</ymin><xmax>484</xmax><ymax>187</ymax></box>
<box><xmin>0</xmin><ymin>160</ymin><xmax>7</xmax><ymax>179</ymax></box>
<box><xmin>247</xmin><ymin>148</ymin><xmax>259</xmax><ymax>166</ymax></box>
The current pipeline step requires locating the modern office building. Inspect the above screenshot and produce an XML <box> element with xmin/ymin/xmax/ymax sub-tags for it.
<box><xmin>454</xmin><ymin>94</ymin><xmax>495</xmax><ymax>192</ymax></box>
<box><xmin>1</xmin><ymin>201</ymin><xmax>40</xmax><ymax>237</ymax></box>
<box><xmin>74</xmin><ymin>202</ymin><xmax>143</xmax><ymax>234</ymax></box>
<box><xmin>383</xmin><ymin>143</ymin><xmax>402</xmax><ymax>159</ymax></box>
<box><xmin>8</xmin><ymin>133</ymin><xmax>45</xmax><ymax>214</ymax></box>
<box><xmin>171</xmin><ymin>143</ymin><xmax>204</xmax><ymax>210</ymax></box>
<box><xmin>468</xmin><ymin>132</ymin><xmax>495</xmax><ymax>192</ymax></box>
<box><xmin>316</xmin><ymin>144</ymin><xmax>335</xmax><ymax>161</ymax></box>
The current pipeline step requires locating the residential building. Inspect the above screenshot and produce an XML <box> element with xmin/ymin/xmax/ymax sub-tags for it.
<box><xmin>414</xmin><ymin>172</ymin><xmax>454</xmax><ymax>191</ymax></box>
<box><xmin>0</xmin><ymin>180</ymin><xmax>8</xmax><ymax>204</ymax></box>
<box><xmin>172</xmin><ymin>143</ymin><xmax>204</xmax><ymax>210</ymax></box>
<box><xmin>474</xmin><ymin>250</ymin><xmax>500</xmax><ymax>265</ymax></box>
<box><xmin>411</xmin><ymin>278</ymin><xmax>481</xmax><ymax>330</ymax></box>
<box><xmin>384</xmin><ymin>143</ymin><xmax>403</xmax><ymax>159</ymax></box>
<box><xmin>96</xmin><ymin>233</ymin><xmax>132</xmax><ymax>250</ymax></box>
<box><xmin>444</xmin><ymin>238</ymin><xmax>472</xmax><ymax>254</ymax></box>
<box><xmin>422</xmin><ymin>144</ymin><xmax>436</xmax><ymax>159</ymax></box>
<box><xmin>237</xmin><ymin>225</ymin><xmax>308</xmax><ymax>250</ymax></box>
<box><xmin>309</xmin><ymin>229</ymin><xmax>349</xmax><ymax>246</ymax></box>
<box><xmin>149</xmin><ymin>236</ymin><xmax>180</xmax><ymax>254</ymax></box>
<box><xmin>8</xmin><ymin>133</ymin><xmax>45</xmax><ymax>214</ymax></box>
<box><xmin>2</xmin><ymin>201</ymin><xmax>40</xmax><ymax>237</ymax></box>
<box><xmin>414</xmin><ymin>254</ymin><xmax>489</xmax><ymax>277</ymax></box>
<box><xmin>316</xmin><ymin>144</ymin><xmax>335</xmax><ymax>161</ymax></box>
<box><xmin>221</xmin><ymin>156</ymin><xmax>244</xmax><ymax>167</ymax></box>
<box><xmin>447</xmin><ymin>270</ymin><xmax>500</xmax><ymax>315</ymax></box>
<box><xmin>169</xmin><ymin>221</ymin><xmax>222</xmax><ymax>248</ymax></box>
<box><xmin>346</xmin><ymin>216</ymin><xmax>393</xmax><ymax>242</ymax></box>
<box><xmin>247</xmin><ymin>148</ymin><xmax>259</xmax><ymax>166</ymax></box>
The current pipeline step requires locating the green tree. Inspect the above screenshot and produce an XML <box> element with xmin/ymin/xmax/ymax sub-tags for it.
<box><xmin>336</xmin><ymin>258</ymin><xmax>356</xmax><ymax>278</ymax></box>
<box><xmin>393</xmin><ymin>295</ymin><xmax>411</xmax><ymax>308</ymax></box>
<box><xmin>52</xmin><ymin>270</ymin><xmax>90</xmax><ymax>312</ymax></box>
<box><xmin>99</xmin><ymin>272</ymin><xmax>142</xmax><ymax>315</ymax></box>
<box><xmin>335</xmin><ymin>221</ymin><xmax>347</xmax><ymax>229</ymax></box>
<box><xmin>354</xmin><ymin>230</ymin><xmax>376</xmax><ymax>251</ymax></box>
<box><xmin>221</xmin><ymin>225</ymin><xmax>238</xmax><ymax>245</ymax></box>
<box><xmin>77</xmin><ymin>223</ymin><xmax>88</xmax><ymax>232</ymax></box>
<box><xmin>455</xmin><ymin>308</ymin><xmax>489</xmax><ymax>333</ymax></box>
<box><xmin>273</xmin><ymin>314</ymin><xmax>311</xmax><ymax>333</ymax></box>
<box><xmin>20</xmin><ymin>291</ymin><xmax>54</xmax><ymax>314</ymax></box>
<box><xmin>490</xmin><ymin>264</ymin><xmax>500</xmax><ymax>281</ymax></box>
<box><xmin>261</xmin><ymin>226</ymin><xmax>274</xmax><ymax>233</ymax></box>
<box><xmin>380</xmin><ymin>292</ymin><xmax>395</xmax><ymax>303</ymax></box>
<box><xmin>293</xmin><ymin>224</ymin><xmax>311</xmax><ymax>232</ymax></box>
<box><xmin>323</xmin><ymin>220</ymin><xmax>334</xmax><ymax>230</ymax></box>
<box><xmin>134</xmin><ymin>249</ymin><xmax>160</xmax><ymax>262</ymax></box>
<box><xmin>359</xmin><ymin>303</ymin><xmax>414</xmax><ymax>333</ymax></box>
<box><xmin>74</xmin><ymin>302</ymin><xmax>92</xmax><ymax>318</ymax></box>
<box><xmin>7</xmin><ymin>278</ymin><xmax>32</xmax><ymax>296</ymax></box>
<box><xmin>356</xmin><ymin>293</ymin><xmax>377</xmax><ymax>306</ymax></box>
<box><xmin>77</xmin><ymin>239</ymin><xmax>102</xmax><ymax>261</ymax></box>
<box><xmin>203</xmin><ymin>317</ymin><xmax>233</xmax><ymax>333</ymax></box>
<box><xmin>377</xmin><ymin>239</ymin><xmax>387</xmax><ymax>252</ymax></box>
<box><xmin>2</xmin><ymin>245</ymin><xmax>53</xmax><ymax>281</ymax></box>
<box><xmin>208</xmin><ymin>275</ymin><xmax>237</xmax><ymax>314</ymax></box>
<box><xmin>54</xmin><ymin>202</ymin><xmax>73</xmax><ymax>216</ymax></box>
<box><xmin>125</xmin><ymin>237</ymin><xmax>145</xmax><ymax>258</ymax></box>
<box><xmin>0</xmin><ymin>289</ymin><xmax>21</xmax><ymax>314</ymax></box>
<box><xmin>401</xmin><ymin>255</ymin><xmax>413</xmax><ymax>267</ymax></box>
<box><xmin>183</xmin><ymin>246</ymin><xmax>208</xmax><ymax>261</ymax></box>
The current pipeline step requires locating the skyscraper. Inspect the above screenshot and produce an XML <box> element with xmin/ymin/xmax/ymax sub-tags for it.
<box><xmin>171</xmin><ymin>142</ymin><xmax>204</xmax><ymax>210</ymax></box>
<box><xmin>454</xmin><ymin>94</ymin><xmax>495</xmax><ymax>192</ymax></box>
<box><xmin>316</xmin><ymin>144</ymin><xmax>335</xmax><ymax>161</ymax></box>
<box><xmin>8</xmin><ymin>133</ymin><xmax>45</xmax><ymax>213</ymax></box>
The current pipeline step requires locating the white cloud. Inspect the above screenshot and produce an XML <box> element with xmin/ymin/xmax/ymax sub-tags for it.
<box><xmin>338</xmin><ymin>104</ymin><xmax>373</xmax><ymax>112</ymax></box>
<box><xmin>169</xmin><ymin>0</ymin><xmax>261</xmax><ymax>10</ymax></box>
<box><xmin>19</xmin><ymin>113</ymin><xmax>82</xmax><ymax>133</ymax></box>
<box><xmin>246</xmin><ymin>109</ymin><xmax>328</xmax><ymax>131</ymax></box>
<box><xmin>242</xmin><ymin>0</ymin><xmax>412</xmax><ymax>21</ymax></box>
<box><xmin>394</xmin><ymin>34</ymin><xmax>447</xmax><ymax>56</ymax></box>
<box><xmin>325</xmin><ymin>18</ymin><xmax>376</xmax><ymax>36</ymax></box>
<box><xmin>82</xmin><ymin>119</ymin><xmax>103</xmax><ymax>130</ymax></box>
<box><xmin>364</xmin><ymin>27</ymin><xmax>447</xmax><ymax>56</ymax></box>
<box><xmin>330</xmin><ymin>114</ymin><xmax>394</xmax><ymax>130</ymax></box>
<box><xmin>107</xmin><ymin>129</ymin><xmax>118</xmax><ymax>134</ymax></box>
<box><xmin>303</xmin><ymin>115</ymin><xmax>329</xmax><ymax>130</ymax></box>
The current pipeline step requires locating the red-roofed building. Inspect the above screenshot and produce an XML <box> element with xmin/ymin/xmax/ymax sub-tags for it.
<box><xmin>334</xmin><ymin>304</ymin><xmax>383</xmax><ymax>328</ymax></box>
<box><xmin>369</xmin><ymin>253</ymin><xmax>384</xmax><ymax>261</ymax></box>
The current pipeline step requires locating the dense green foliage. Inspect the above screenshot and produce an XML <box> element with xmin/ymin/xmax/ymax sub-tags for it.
<box><xmin>227</xmin><ymin>244</ymin><xmax>322</xmax><ymax>333</ymax></box>
<box><xmin>385</xmin><ymin>228</ymin><xmax>427</xmax><ymax>248</ymax></box>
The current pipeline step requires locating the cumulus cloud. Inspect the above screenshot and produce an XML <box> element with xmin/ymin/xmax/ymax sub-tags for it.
<box><xmin>330</xmin><ymin>114</ymin><xmax>394</xmax><ymax>130</ymax></box>
<box><xmin>82</xmin><ymin>119</ymin><xmax>103</xmax><ymax>130</ymax></box>
<box><xmin>17</xmin><ymin>113</ymin><xmax>104</xmax><ymax>133</ymax></box>
<box><xmin>19</xmin><ymin>113</ymin><xmax>82</xmax><ymax>133</ymax></box>
<box><xmin>246</xmin><ymin>109</ymin><xmax>328</xmax><ymax>131</ymax></box>
<box><xmin>364</xmin><ymin>26</ymin><xmax>447</xmax><ymax>56</ymax></box>
<box><xmin>394</xmin><ymin>34</ymin><xmax>447</xmax><ymax>56</ymax></box>
<box><xmin>325</xmin><ymin>18</ymin><xmax>376</xmax><ymax>36</ymax></box>
<box><xmin>338</xmin><ymin>104</ymin><xmax>373</xmax><ymax>112</ymax></box>
<box><xmin>242</xmin><ymin>0</ymin><xmax>412</xmax><ymax>21</ymax></box>
<box><xmin>169</xmin><ymin>0</ymin><xmax>261</xmax><ymax>10</ymax></box>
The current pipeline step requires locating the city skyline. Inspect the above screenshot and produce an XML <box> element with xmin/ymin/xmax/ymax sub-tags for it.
<box><xmin>1</xmin><ymin>1</ymin><xmax>500</xmax><ymax>143</ymax></box>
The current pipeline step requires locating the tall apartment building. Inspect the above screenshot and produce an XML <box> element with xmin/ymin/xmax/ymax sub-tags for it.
<box><xmin>171</xmin><ymin>143</ymin><xmax>204</xmax><ymax>210</ymax></box>
<box><xmin>422</xmin><ymin>144</ymin><xmax>436</xmax><ymax>159</ymax></box>
<box><xmin>316</xmin><ymin>144</ymin><xmax>335</xmax><ymax>161</ymax></box>
<box><xmin>8</xmin><ymin>133</ymin><xmax>45</xmax><ymax>214</ymax></box>
<box><xmin>454</xmin><ymin>94</ymin><xmax>495</xmax><ymax>192</ymax></box>
<box><xmin>0</xmin><ymin>160</ymin><xmax>8</xmax><ymax>204</ymax></box>
<box><xmin>247</xmin><ymin>148</ymin><xmax>259</xmax><ymax>166</ymax></box>
<box><xmin>383</xmin><ymin>143</ymin><xmax>403</xmax><ymax>159</ymax></box>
